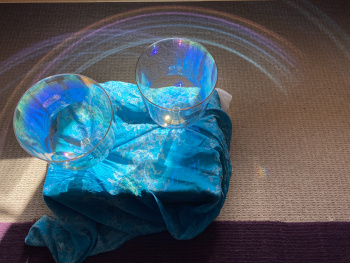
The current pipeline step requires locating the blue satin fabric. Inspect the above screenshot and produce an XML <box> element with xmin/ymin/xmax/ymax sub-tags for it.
<box><xmin>25</xmin><ymin>81</ymin><xmax>232</xmax><ymax>263</ymax></box>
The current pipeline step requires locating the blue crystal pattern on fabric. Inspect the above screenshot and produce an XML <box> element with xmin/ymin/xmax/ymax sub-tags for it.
<box><xmin>25</xmin><ymin>81</ymin><xmax>232</xmax><ymax>263</ymax></box>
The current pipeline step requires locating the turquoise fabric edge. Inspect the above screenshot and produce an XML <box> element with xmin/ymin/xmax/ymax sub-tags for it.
<box><xmin>25</xmin><ymin>81</ymin><xmax>232</xmax><ymax>263</ymax></box>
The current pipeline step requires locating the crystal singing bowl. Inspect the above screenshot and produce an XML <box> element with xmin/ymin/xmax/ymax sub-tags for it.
<box><xmin>136</xmin><ymin>38</ymin><xmax>218</xmax><ymax>129</ymax></box>
<box><xmin>13</xmin><ymin>74</ymin><xmax>115</xmax><ymax>170</ymax></box>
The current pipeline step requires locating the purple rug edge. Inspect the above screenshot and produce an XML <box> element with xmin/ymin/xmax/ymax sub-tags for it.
<box><xmin>1</xmin><ymin>221</ymin><xmax>350</xmax><ymax>263</ymax></box>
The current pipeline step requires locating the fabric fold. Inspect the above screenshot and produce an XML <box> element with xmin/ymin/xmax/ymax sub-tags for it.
<box><xmin>25</xmin><ymin>81</ymin><xmax>232</xmax><ymax>263</ymax></box>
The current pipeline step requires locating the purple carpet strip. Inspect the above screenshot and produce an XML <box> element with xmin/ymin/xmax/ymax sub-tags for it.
<box><xmin>1</xmin><ymin>221</ymin><xmax>350</xmax><ymax>262</ymax></box>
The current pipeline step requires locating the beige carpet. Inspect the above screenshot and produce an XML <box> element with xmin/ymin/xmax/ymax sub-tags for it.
<box><xmin>0</xmin><ymin>0</ymin><xmax>349</xmax><ymax>223</ymax></box>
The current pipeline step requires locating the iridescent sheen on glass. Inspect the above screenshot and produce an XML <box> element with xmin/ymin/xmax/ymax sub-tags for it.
<box><xmin>13</xmin><ymin>74</ymin><xmax>115</xmax><ymax>170</ymax></box>
<box><xmin>136</xmin><ymin>38</ymin><xmax>217</xmax><ymax>129</ymax></box>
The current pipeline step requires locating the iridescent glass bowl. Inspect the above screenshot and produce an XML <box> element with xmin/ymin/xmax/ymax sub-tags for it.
<box><xmin>136</xmin><ymin>38</ymin><xmax>217</xmax><ymax>129</ymax></box>
<box><xmin>13</xmin><ymin>74</ymin><xmax>115</xmax><ymax>170</ymax></box>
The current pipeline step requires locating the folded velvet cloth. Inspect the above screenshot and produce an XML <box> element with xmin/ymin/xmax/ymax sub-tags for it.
<box><xmin>25</xmin><ymin>81</ymin><xmax>232</xmax><ymax>263</ymax></box>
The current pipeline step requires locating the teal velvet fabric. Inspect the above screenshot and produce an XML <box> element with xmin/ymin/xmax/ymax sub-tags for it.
<box><xmin>25</xmin><ymin>81</ymin><xmax>232</xmax><ymax>263</ymax></box>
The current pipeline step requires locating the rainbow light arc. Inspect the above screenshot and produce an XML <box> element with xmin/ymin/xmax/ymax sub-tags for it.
<box><xmin>4</xmin><ymin>1</ymin><xmax>349</xmax><ymax>119</ymax></box>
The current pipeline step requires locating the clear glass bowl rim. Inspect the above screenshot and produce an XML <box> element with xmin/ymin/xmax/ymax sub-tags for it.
<box><xmin>135</xmin><ymin>37</ymin><xmax>218</xmax><ymax>111</ymax></box>
<box><xmin>13</xmin><ymin>73</ymin><xmax>114</xmax><ymax>164</ymax></box>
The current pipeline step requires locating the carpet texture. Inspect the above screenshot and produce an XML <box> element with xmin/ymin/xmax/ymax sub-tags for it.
<box><xmin>0</xmin><ymin>0</ymin><xmax>349</xmax><ymax>262</ymax></box>
<box><xmin>1</xmin><ymin>221</ymin><xmax>350</xmax><ymax>262</ymax></box>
